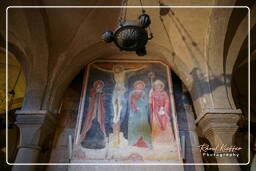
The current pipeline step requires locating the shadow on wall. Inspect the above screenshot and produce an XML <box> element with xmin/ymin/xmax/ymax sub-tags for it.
<box><xmin>159</xmin><ymin>4</ymin><xmax>207</xmax><ymax>68</ymax></box>
<box><xmin>172</xmin><ymin>72</ymin><xmax>195</xmax><ymax>171</ymax></box>
<box><xmin>158</xmin><ymin>4</ymin><xmax>233</xmax><ymax>103</ymax></box>
<box><xmin>189</xmin><ymin>68</ymin><xmax>232</xmax><ymax>100</ymax></box>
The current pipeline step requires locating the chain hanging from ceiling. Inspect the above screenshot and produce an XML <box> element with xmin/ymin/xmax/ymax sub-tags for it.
<box><xmin>118</xmin><ymin>0</ymin><xmax>128</xmax><ymax>25</ymax></box>
<box><xmin>8</xmin><ymin>69</ymin><xmax>21</xmax><ymax>110</ymax></box>
<box><xmin>102</xmin><ymin>0</ymin><xmax>153</xmax><ymax>56</ymax></box>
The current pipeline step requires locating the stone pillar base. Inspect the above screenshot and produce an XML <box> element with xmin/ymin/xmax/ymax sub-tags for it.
<box><xmin>12</xmin><ymin>110</ymin><xmax>56</xmax><ymax>171</ymax></box>
<box><xmin>197</xmin><ymin>109</ymin><xmax>242</xmax><ymax>171</ymax></box>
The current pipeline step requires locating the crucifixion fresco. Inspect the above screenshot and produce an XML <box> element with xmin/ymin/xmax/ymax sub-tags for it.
<box><xmin>74</xmin><ymin>60</ymin><xmax>182</xmax><ymax>161</ymax></box>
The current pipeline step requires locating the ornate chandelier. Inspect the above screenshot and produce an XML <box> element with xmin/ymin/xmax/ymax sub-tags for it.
<box><xmin>102</xmin><ymin>0</ymin><xmax>153</xmax><ymax>56</ymax></box>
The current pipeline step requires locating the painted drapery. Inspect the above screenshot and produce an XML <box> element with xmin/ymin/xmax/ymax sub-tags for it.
<box><xmin>149</xmin><ymin>80</ymin><xmax>175</xmax><ymax>150</ymax></box>
<box><xmin>79</xmin><ymin>80</ymin><xmax>106</xmax><ymax>149</ymax></box>
<box><xmin>128</xmin><ymin>81</ymin><xmax>151</xmax><ymax>148</ymax></box>
<box><xmin>74</xmin><ymin>60</ymin><xmax>181</xmax><ymax>161</ymax></box>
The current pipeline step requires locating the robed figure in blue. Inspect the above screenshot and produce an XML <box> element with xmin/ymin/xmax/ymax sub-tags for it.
<box><xmin>128</xmin><ymin>80</ymin><xmax>151</xmax><ymax>148</ymax></box>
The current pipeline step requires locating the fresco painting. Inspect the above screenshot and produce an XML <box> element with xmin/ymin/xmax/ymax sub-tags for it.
<box><xmin>74</xmin><ymin>60</ymin><xmax>181</xmax><ymax>161</ymax></box>
<box><xmin>78</xmin><ymin>80</ymin><xmax>106</xmax><ymax>149</ymax></box>
<box><xmin>150</xmin><ymin>80</ymin><xmax>176</xmax><ymax>151</ymax></box>
<box><xmin>128</xmin><ymin>80</ymin><xmax>152</xmax><ymax>148</ymax></box>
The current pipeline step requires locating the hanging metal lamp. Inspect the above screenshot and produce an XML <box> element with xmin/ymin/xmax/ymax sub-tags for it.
<box><xmin>102</xmin><ymin>0</ymin><xmax>153</xmax><ymax>56</ymax></box>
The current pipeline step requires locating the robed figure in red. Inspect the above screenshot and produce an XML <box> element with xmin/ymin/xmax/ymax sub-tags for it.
<box><xmin>149</xmin><ymin>80</ymin><xmax>175</xmax><ymax>150</ymax></box>
<box><xmin>79</xmin><ymin>80</ymin><xmax>106</xmax><ymax>149</ymax></box>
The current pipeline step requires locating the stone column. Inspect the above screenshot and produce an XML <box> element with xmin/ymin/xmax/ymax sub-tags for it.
<box><xmin>197</xmin><ymin>109</ymin><xmax>242</xmax><ymax>171</ymax></box>
<box><xmin>12</xmin><ymin>110</ymin><xmax>56</xmax><ymax>171</ymax></box>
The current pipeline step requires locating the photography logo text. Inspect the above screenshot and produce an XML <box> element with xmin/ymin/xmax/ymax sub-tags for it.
<box><xmin>198</xmin><ymin>143</ymin><xmax>242</xmax><ymax>158</ymax></box>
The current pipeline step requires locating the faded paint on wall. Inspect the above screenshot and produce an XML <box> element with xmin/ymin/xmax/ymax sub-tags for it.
<box><xmin>73</xmin><ymin>60</ymin><xmax>182</xmax><ymax>162</ymax></box>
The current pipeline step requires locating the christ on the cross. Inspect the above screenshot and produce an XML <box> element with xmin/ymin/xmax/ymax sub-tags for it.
<box><xmin>93</xmin><ymin>64</ymin><xmax>147</xmax><ymax>146</ymax></box>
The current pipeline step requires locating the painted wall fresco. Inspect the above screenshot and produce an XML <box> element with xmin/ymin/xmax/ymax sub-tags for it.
<box><xmin>73</xmin><ymin>60</ymin><xmax>182</xmax><ymax>161</ymax></box>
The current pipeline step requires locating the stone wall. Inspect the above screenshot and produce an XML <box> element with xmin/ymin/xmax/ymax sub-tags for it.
<box><xmin>47</xmin><ymin>70</ymin><xmax>203</xmax><ymax>171</ymax></box>
<box><xmin>47</xmin><ymin>71</ymin><xmax>83</xmax><ymax>171</ymax></box>
<box><xmin>172</xmin><ymin>72</ymin><xmax>204</xmax><ymax>171</ymax></box>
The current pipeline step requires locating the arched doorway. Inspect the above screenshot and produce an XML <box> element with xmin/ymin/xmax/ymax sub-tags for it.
<box><xmin>0</xmin><ymin>49</ymin><xmax>26</xmax><ymax>171</ymax></box>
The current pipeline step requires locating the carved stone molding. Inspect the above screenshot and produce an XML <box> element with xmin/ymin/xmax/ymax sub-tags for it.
<box><xmin>195</xmin><ymin>108</ymin><xmax>242</xmax><ymax>124</ymax></box>
<box><xmin>196</xmin><ymin>110</ymin><xmax>242</xmax><ymax>170</ymax></box>
<box><xmin>12</xmin><ymin>110</ymin><xmax>57</xmax><ymax>170</ymax></box>
<box><xmin>15</xmin><ymin>110</ymin><xmax>57</xmax><ymax>150</ymax></box>
<box><xmin>196</xmin><ymin>110</ymin><xmax>241</xmax><ymax>145</ymax></box>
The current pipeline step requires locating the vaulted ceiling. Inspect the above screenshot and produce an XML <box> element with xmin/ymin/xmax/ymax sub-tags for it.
<box><xmin>0</xmin><ymin>0</ymin><xmax>254</xmax><ymax>120</ymax></box>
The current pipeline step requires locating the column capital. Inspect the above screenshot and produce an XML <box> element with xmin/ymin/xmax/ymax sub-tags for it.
<box><xmin>15</xmin><ymin>110</ymin><xmax>57</xmax><ymax>149</ymax></box>
<box><xmin>15</xmin><ymin>110</ymin><xmax>56</xmax><ymax>126</ymax></box>
<box><xmin>196</xmin><ymin>109</ymin><xmax>242</xmax><ymax>145</ymax></box>
<box><xmin>195</xmin><ymin>108</ymin><xmax>242</xmax><ymax>124</ymax></box>
<box><xmin>196</xmin><ymin>109</ymin><xmax>242</xmax><ymax>170</ymax></box>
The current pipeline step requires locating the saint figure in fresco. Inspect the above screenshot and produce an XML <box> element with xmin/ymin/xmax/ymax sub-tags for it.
<box><xmin>79</xmin><ymin>80</ymin><xmax>106</xmax><ymax>149</ymax></box>
<box><xmin>149</xmin><ymin>80</ymin><xmax>175</xmax><ymax>150</ymax></box>
<box><xmin>93</xmin><ymin>64</ymin><xmax>146</xmax><ymax>146</ymax></box>
<box><xmin>128</xmin><ymin>80</ymin><xmax>151</xmax><ymax>148</ymax></box>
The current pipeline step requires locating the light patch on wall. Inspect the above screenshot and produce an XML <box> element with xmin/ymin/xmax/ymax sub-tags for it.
<box><xmin>0</xmin><ymin>50</ymin><xmax>25</xmax><ymax>113</ymax></box>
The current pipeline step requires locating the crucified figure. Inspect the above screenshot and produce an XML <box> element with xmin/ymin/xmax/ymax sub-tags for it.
<box><xmin>93</xmin><ymin>64</ymin><xmax>147</xmax><ymax>125</ymax></box>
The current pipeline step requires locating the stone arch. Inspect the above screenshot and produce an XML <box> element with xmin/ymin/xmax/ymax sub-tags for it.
<box><xmin>0</xmin><ymin>43</ymin><xmax>27</xmax><ymax>112</ymax></box>
<box><xmin>205</xmin><ymin>4</ymin><xmax>239</xmax><ymax>109</ymax></box>
<box><xmin>47</xmin><ymin>43</ymin><xmax>205</xmax><ymax>169</ymax></box>
<box><xmin>0</xmin><ymin>46</ymin><xmax>26</xmax><ymax>164</ymax></box>
<box><xmin>226</xmin><ymin>5</ymin><xmax>256</xmax><ymax>110</ymax></box>
<box><xmin>44</xmin><ymin>41</ymin><xmax>209</xmax><ymax>118</ymax></box>
<box><xmin>0</xmin><ymin>33</ymin><xmax>30</xmax><ymax>84</ymax></box>
<box><xmin>3</xmin><ymin>7</ymin><xmax>50</xmax><ymax>111</ymax></box>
